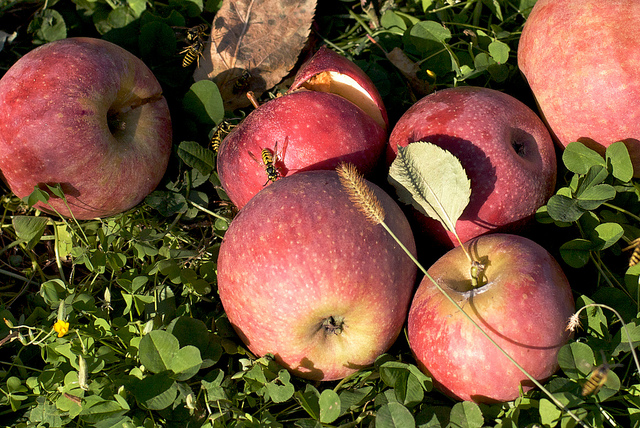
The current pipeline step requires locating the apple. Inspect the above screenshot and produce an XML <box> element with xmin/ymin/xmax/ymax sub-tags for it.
<box><xmin>387</xmin><ymin>86</ymin><xmax>556</xmax><ymax>247</ymax></box>
<box><xmin>288</xmin><ymin>45</ymin><xmax>389</xmax><ymax>132</ymax></box>
<box><xmin>518</xmin><ymin>0</ymin><xmax>640</xmax><ymax>177</ymax></box>
<box><xmin>217</xmin><ymin>169</ymin><xmax>417</xmax><ymax>381</ymax></box>
<box><xmin>408</xmin><ymin>233</ymin><xmax>575</xmax><ymax>403</ymax></box>
<box><xmin>217</xmin><ymin>89</ymin><xmax>387</xmax><ymax>209</ymax></box>
<box><xmin>0</xmin><ymin>37</ymin><xmax>172</xmax><ymax>219</ymax></box>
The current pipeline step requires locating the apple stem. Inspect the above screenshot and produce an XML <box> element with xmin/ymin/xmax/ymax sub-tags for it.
<box><xmin>378</xmin><ymin>220</ymin><xmax>590</xmax><ymax>428</ymax></box>
<box><xmin>246</xmin><ymin>91</ymin><xmax>260</xmax><ymax>109</ymax></box>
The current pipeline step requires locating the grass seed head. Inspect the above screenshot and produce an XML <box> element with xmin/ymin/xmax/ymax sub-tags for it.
<box><xmin>336</xmin><ymin>162</ymin><xmax>385</xmax><ymax>225</ymax></box>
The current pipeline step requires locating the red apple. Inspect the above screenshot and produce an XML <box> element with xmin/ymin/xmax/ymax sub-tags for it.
<box><xmin>408</xmin><ymin>233</ymin><xmax>575</xmax><ymax>403</ymax></box>
<box><xmin>0</xmin><ymin>37</ymin><xmax>172</xmax><ymax>219</ymax></box>
<box><xmin>288</xmin><ymin>46</ymin><xmax>389</xmax><ymax>132</ymax></box>
<box><xmin>518</xmin><ymin>0</ymin><xmax>640</xmax><ymax>177</ymax></box>
<box><xmin>387</xmin><ymin>86</ymin><xmax>556</xmax><ymax>247</ymax></box>
<box><xmin>217</xmin><ymin>170</ymin><xmax>417</xmax><ymax>381</ymax></box>
<box><xmin>217</xmin><ymin>90</ymin><xmax>387</xmax><ymax>209</ymax></box>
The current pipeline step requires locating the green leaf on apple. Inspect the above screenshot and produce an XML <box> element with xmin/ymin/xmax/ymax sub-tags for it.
<box><xmin>388</xmin><ymin>141</ymin><xmax>470</xmax><ymax>235</ymax></box>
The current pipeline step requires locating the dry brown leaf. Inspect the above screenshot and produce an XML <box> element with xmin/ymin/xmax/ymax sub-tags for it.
<box><xmin>194</xmin><ymin>0</ymin><xmax>317</xmax><ymax>110</ymax></box>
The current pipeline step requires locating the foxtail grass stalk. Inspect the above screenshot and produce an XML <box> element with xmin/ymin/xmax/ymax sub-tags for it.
<box><xmin>336</xmin><ymin>163</ymin><xmax>589</xmax><ymax>428</ymax></box>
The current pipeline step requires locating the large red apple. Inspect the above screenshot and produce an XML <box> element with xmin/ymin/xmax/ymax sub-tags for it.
<box><xmin>0</xmin><ymin>37</ymin><xmax>172</xmax><ymax>219</ymax></box>
<box><xmin>518</xmin><ymin>0</ymin><xmax>640</xmax><ymax>177</ymax></box>
<box><xmin>387</xmin><ymin>86</ymin><xmax>556</xmax><ymax>247</ymax></box>
<box><xmin>217</xmin><ymin>170</ymin><xmax>417</xmax><ymax>381</ymax></box>
<box><xmin>217</xmin><ymin>90</ymin><xmax>386</xmax><ymax>209</ymax></box>
<box><xmin>408</xmin><ymin>233</ymin><xmax>575</xmax><ymax>403</ymax></box>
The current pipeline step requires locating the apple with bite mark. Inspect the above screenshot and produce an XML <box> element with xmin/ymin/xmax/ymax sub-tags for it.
<box><xmin>217</xmin><ymin>46</ymin><xmax>389</xmax><ymax>210</ymax></box>
<box><xmin>0</xmin><ymin>37</ymin><xmax>172</xmax><ymax>219</ymax></box>
<box><xmin>518</xmin><ymin>0</ymin><xmax>640</xmax><ymax>177</ymax></box>
<box><xmin>288</xmin><ymin>45</ymin><xmax>389</xmax><ymax>132</ymax></box>
<box><xmin>408</xmin><ymin>233</ymin><xmax>575</xmax><ymax>403</ymax></box>
<box><xmin>217</xmin><ymin>90</ymin><xmax>387</xmax><ymax>209</ymax></box>
<box><xmin>387</xmin><ymin>86</ymin><xmax>556</xmax><ymax>247</ymax></box>
<box><xmin>217</xmin><ymin>169</ymin><xmax>417</xmax><ymax>381</ymax></box>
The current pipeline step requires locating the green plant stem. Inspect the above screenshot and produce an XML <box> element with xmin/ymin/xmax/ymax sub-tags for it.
<box><xmin>576</xmin><ymin>303</ymin><xmax>640</xmax><ymax>377</ymax></box>
<box><xmin>378</xmin><ymin>220</ymin><xmax>590</xmax><ymax>428</ymax></box>
<box><xmin>53</xmin><ymin>220</ymin><xmax>67</xmax><ymax>284</ymax></box>
<box><xmin>188</xmin><ymin>200</ymin><xmax>232</xmax><ymax>223</ymax></box>
<box><xmin>602</xmin><ymin>202</ymin><xmax>640</xmax><ymax>223</ymax></box>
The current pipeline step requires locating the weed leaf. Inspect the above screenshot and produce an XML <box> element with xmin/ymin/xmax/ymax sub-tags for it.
<box><xmin>12</xmin><ymin>216</ymin><xmax>48</xmax><ymax>249</ymax></box>
<box><xmin>563</xmin><ymin>142</ymin><xmax>606</xmax><ymax>174</ymax></box>
<box><xmin>388</xmin><ymin>142</ymin><xmax>470</xmax><ymax>234</ymax></box>
<box><xmin>182</xmin><ymin>80</ymin><xmax>224</xmax><ymax>125</ymax></box>
<box><xmin>375</xmin><ymin>402</ymin><xmax>415</xmax><ymax>428</ymax></box>
<box><xmin>178</xmin><ymin>141</ymin><xmax>216</xmax><ymax>176</ymax></box>
<box><xmin>606</xmin><ymin>141</ymin><xmax>634</xmax><ymax>182</ymax></box>
<box><xmin>449</xmin><ymin>401</ymin><xmax>484</xmax><ymax>428</ymax></box>
<box><xmin>319</xmin><ymin>389</ymin><xmax>341</xmax><ymax>424</ymax></box>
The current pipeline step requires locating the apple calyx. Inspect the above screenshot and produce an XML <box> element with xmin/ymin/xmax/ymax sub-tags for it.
<box><xmin>321</xmin><ymin>316</ymin><xmax>345</xmax><ymax>336</ymax></box>
<box><xmin>470</xmin><ymin>259</ymin><xmax>486</xmax><ymax>288</ymax></box>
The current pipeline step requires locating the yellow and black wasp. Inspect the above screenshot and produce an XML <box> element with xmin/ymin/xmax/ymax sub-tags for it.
<box><xmin>248</xmin><ymin>138</ymin><xmax>289</xmax><ymax>185</ymax></box>
<box><xmin>581</xmin><ymin>351</ymin><xmax>620</xmax><ymax>397</ymax></box>
<box><xmin>210</xmin><ymin>120</ymin><xmax>235</xmax><ymax>153</ymax></box>
<box><xmin>185</xmin><ymin>23</ymin><xmax>208</xmax><ymax>43</ymax></box>
<box><xmin>180</xmin><ymin>39</ymin><xmax>205</xmax><ymax>67</ymax></box>
<box><xmin>176</xmin><ymin>23</ymin><xmax>209</xmax><ymax>67</ymax></box>
<box><xmin>232</xmin><ymin>69</ymin><xmax>252</xmax><ymax>94</ymax></box>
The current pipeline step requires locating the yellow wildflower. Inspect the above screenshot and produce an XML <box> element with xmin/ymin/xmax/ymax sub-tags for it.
<box><xmin>53</xmin><ymin>319</ymin><xmax>70</xmax><ymax>337</ymax></box>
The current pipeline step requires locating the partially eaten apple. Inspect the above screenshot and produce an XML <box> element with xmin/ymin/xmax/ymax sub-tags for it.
<box><xmin>288</xmin><ymin>46</ymin><xmax>388</xmax><ymax>132</ymax></box>
<box><xmin>217</xmin><ymin>46</ymin><xmax>389</xmax><ymax>209</ymax></box>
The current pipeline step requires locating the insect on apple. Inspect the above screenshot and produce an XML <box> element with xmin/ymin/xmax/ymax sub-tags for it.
<box><xmin>248</xmin><ymin>138</ymin><xmax>289</xmax><ymax>185</ymax></box>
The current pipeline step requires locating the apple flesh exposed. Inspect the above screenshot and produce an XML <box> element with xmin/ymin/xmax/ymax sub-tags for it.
<box><xmin>408</xmin><ymin>233</ymin><xmax>575</xmax><ymax>403</ymax></box>
<box><xmin>288</xmin><ymin>46</ymin><xmax>389</xmax><ymax>131</ymax></box>
<box><xmin>217</xmin><ymin>170</ymin><xmax>417</xmax><ymax>381</ymax></box>
<box><xmin>518</xmin><ymin>0</ymin><xmax>640</xmax><ymax>176</ymax></box>
<box><xmin>217</xmin><ymin>90</ymin><xmax>387</xmax><ymax>209</ymax></box>
<box><xmin>0</xmin><ymin>37</ymin><xmax>172</xmax><ymax>219</ymax></box>
<box><xmin>388</xmin><ymin>86</ymin><xmax>556</xmax><ymax>247</ymax></box>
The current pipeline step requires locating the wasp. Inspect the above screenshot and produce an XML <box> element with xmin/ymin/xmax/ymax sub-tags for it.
<box><xmin>232</xmin><ymin>69</ymin><xmax>252</xmax><ymax>94</ymax></box>
<box><xmin>181</xmin><ymin>39</ymin><xmax>205</xmax><ymax>67</ymax></box>
<box><xmin>185</xmin><ymin>23</ymin><xmax>208</xmax><ymax>43</ymax></box>
<box><xmin>210</xmin><ymin>121</ymin><xmax>235</xmax><ymax>153</ymax></box>
<box><xmin>248</xmin><ymin>138</ymin><xmax>288</xmax><ymax>185</ymax></box>
<box><xmin>581</xmin><ymin>351</ymin><xmax>620</xmax><ymax>397</ymax></box>
<box><xmin>623</xmin><ymin>237</ymin><xmax>640</xmax><ymax>267</ymax></box>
